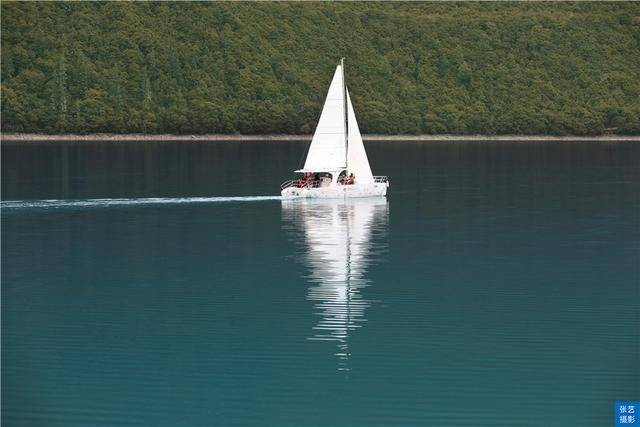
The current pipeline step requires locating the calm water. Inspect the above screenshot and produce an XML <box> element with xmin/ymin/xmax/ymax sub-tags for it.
<box><xmin>2</xmin><ymin>140</ymin><xmax>639</xmax><ymax>426</ymax></box>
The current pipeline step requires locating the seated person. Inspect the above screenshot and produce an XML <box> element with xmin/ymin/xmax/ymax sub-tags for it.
<box><xmin>338</xmin><ymin>171</ymin><xmax>347</xmax><ymax>185</ymax></box>
<box><xmin>320</xmin><ymin>173</ymin><xmax>331</xmax><ymax>187</ymax></box>
<box><xmin>346</xmin><ymin>173</ymin><xmax>355</xmax><ymax>185</ymax></box>
<box><xmin>296</xmin><ymin>173</ymin><xmax>313</xmax><ymax>188</ymax></box>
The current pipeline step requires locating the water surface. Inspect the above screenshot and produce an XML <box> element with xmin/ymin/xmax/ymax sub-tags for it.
<box><xmin>2</xmin><ymin>140</ymin><xmax>639</xmax><ymax>426</ymax></box>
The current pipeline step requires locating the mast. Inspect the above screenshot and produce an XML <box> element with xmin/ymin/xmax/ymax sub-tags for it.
<box><xmin>341</xmin><ymin>58</ymin><xmax>348</xmax><ymax>169</ymax></box>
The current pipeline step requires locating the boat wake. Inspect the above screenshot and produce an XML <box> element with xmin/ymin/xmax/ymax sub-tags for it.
<box><xmin>1</xmin><ymin>196</ymin><xmax>282</xmax><ymax>211</ymax></box>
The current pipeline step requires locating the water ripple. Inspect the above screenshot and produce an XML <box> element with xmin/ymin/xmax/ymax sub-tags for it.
<box><xmin>1</xmin><ymin>195</ymin><xmax>282</xmax><ymax>210</ymax></box>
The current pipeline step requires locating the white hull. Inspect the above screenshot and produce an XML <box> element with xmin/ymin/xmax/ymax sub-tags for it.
<box><xmin>281</xmin><ymin>183</ymin><xmax>387</xmax><ymax>199</ymax></box>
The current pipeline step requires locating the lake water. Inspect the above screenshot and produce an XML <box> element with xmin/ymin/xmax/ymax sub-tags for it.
<box><xmin>2</xmin><ymin>140</ymin><xmax>638</xmax><ymax>426</ymax></box>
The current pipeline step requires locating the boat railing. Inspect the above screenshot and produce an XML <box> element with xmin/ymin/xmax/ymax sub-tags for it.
<box><xmin>281</xmin><ymin>179</ymin><xmax>324</xmax><ymax>190</ymax></box>
<box><xmin>280</xmin><ymin>180</ymin><xmax>296</xmax><ymax>190</ymax></box>
<box><xmin>283</xmin><ymin>177</ymin><xmax>388</xmax><ymax>189</ymax></box>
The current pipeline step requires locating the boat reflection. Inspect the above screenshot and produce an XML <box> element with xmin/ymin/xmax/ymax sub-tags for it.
<box><xmin>282</xmin><ymin>198</ymin><xmax>389</xmax><ymax>370</ymax></box>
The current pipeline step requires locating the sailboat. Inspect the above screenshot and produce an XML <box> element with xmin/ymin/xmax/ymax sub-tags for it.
<box><xmin>280</xmin><ymin>59</ymin><xmax>389</xmax><ymax>199</ymax></box>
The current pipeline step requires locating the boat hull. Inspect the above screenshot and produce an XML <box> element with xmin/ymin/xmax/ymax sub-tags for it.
<box><xmin>281</xmin><ymin>183</ymin><xmax>388</xmax><ymax>199</ymax></box>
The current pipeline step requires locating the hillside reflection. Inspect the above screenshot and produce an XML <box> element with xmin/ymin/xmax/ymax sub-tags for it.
<box><xmin>282</xmin><ymin>198</ymin><xmax>389</xmax><ymax>370</ymax></box>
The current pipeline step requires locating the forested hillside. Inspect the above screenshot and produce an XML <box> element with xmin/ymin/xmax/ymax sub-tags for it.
<box><xmin>2</xmin><ymin>2</ymin><xmax>639</xmax><ymax>135</ymax></box>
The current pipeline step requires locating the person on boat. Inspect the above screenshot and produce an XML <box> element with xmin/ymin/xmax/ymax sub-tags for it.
<box><xmin>296</xmin><ymin>173</ymin><xmax>307</xmax><ymax>188</ymax></box>
<box><xmin>313</xmin><ymin>173</ymin><xmax>320</xmax><ymax>188</ymax></box>
<box><xmin>338</xmin><ymin>171</ymin><xmax>347</xmax><ymax>185</ymax></box>
<box><xmin>346</xmin><ymin>173</ymin><xmax>355</xmax><ymax>185</ymax></box>
<box><xmin>320</xmin><ymin>173</ymin><xmax>331</xmax><ymax>188</ymax></box>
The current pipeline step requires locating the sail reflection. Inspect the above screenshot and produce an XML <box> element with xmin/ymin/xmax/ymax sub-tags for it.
<box><xmin>282</xmin><ymin>198</ymin><xmax>389</xmax><ymax>370</ymax></box>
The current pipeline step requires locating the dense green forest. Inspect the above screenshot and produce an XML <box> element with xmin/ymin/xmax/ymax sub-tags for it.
<box><xmin>1</xmin><ymin>2</ymin><xmax>639</xmax><ymax>135</ymax></box>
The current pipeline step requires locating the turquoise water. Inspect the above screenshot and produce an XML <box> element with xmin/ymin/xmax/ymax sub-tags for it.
<box><xmin>2</xmin><ymin>140</ymin><xmax>638</xmax><ymax>426</ymax></box>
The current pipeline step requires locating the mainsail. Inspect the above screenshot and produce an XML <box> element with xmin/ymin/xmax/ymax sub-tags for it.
<box><xmin>299</xmin><ymin>65</ymin><xmax>347</xmax><ymax>172</ymax></box>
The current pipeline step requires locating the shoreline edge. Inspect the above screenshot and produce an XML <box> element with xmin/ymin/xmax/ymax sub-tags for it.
<box><xmin>2</xmin><ymin>133</ymin><xmax>639</xmax><ymax>142</ymax></box>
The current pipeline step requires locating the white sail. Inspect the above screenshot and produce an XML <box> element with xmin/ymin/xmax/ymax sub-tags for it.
<box><xmin>346</xmin><ymin>90</ymin><xmax>374</xmax><ymax>184</ymax></box>
<box><xmin>299</xmin><ymin>65</ymin><xmax>346</xmax><ymax>172</ymax></box>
